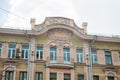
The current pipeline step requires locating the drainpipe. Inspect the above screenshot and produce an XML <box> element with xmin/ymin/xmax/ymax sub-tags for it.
<box><xmin>24</xmin><ymin>30</ymin><xmax>31</xmax><ymax>80</ymax></box>
<box><xmin>89</xmin><ymin>35</ymin><xmax>97</xmax><ymax>80</ymax></box>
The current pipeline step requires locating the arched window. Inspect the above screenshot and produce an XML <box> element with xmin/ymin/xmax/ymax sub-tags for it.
<box><xmin>105</xmin><ymin>71</ymin><xmax>117</xmax><ymax>80</ymax></box>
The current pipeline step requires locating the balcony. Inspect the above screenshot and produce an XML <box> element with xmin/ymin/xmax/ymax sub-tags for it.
<box><xmin>46</xmin><ymin>57</ymin><xmax>74</xmax><ymax>69</ymax></box>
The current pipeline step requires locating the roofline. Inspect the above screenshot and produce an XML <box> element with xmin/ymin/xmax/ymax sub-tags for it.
<box><xmin>0</xmin><ymin>26</ymin><xmax>120</xmax><ymax>43</ymax></box>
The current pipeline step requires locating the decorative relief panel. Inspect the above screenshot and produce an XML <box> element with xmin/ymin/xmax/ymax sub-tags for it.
<box><xmin>46</xmin><ymin>17</ymin><xmax>71</xmax><ymax>25</ymax></box>
<box><xmin>48</xmin><ymin>28</ymin><xmax>72</xmax><ymax>41</ymax></box>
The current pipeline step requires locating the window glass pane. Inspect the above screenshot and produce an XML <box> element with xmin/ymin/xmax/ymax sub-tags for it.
<box><xmin>21</xmin><ymin>50</ymin><xmax>24</xmax><ymax>58</ymax></box>
<box><xmin>6</xmin><ymin>72</ymin><xmax>8</xmax><ymax>80</ymax></box>
<box><xmin>40</xmin><ymin>51</ymin><xmax>43</xmax><ymax>59</ymax></box>
<box><xmin>36</xmin><ymin>73</ymin><xmax>38</xmax><ymax>80</ymax></box>
<box><xmin>36</xmin><ymin>46</ymin><xmax>43</xmax><ymax>60</ymax></box>
<box><xmin>37</xmin><ymin>46</ymin><xmax>43</xmax><ymax>50</ymax></box>
<box><xmin>64</xmin><ymin>73</ymin><xmax>70</xmax><ymax>80</ymax></box>
<box><xmin>10</xmin><ymin>72</ymin><xmax>13</xmax><ymax>80</ymax></box>
<box><xmin>63</xmin><ymin>48</ymin><xmax>70</xmax><ymax>63</ymax></box>
<box><xmin>22</xmin><ymin>45</ymin><xmax>29</xmax><ymax>59</ymax></box>
<box><xmin>8</xmin><ymin>44</ymin><xmax>16</xmax><ymax>58</ymax></box>
<box><xmin>20</xmin><ymin>72</ymin><xmax>23</xmax><ymax>80</ymax></box>
<box><xmin>50</xmin><ymin>47</ymin><xmax>57</xmax><ymax>61</ymax></box>
<box><xmin>24</xmin><ymin>72</ymin><xmax>27</xmax><ymax>80</ymax></box>
<box><xmin>0</xmin><ymin>44</ymin><xmax>1</xmax><ymax>48</ymax></box>
<box><xmin>119</xmin><ymin>52</ymin><xmax>120</xmax><ymax>60</ymax></box>
<box><xmin>50</xmin><ymin>47</ymin><xmax>56</xmax><ymax>51</ymax></box>
<box><xmin>12</xmin><ymin>49</ymin><xmax>15</xmax><ymax>58</ymax></box>
<box><xmin>36</xmin><ymin>72</ymin><xmax>43</xmax><ymax>80</ymax></box>
<box><xmin>78</xmin><ymin>75</ymin><xmax>84</xmax><ymax>80</ymax></box>
<box><xmin>9</xmin><ymin>44</ymin><xmax>15</xmax><ymax>48</ymax></box>
<box><xmin>93</xmin><ymin>76</ymin><xmax>99</xmax><ymax>80</ymax></box>
<box><xmin>105</xmin><ymin>51</ymin><xmax>112</xmax><ymax>64</ymax></box>
<box><xmin>25</xmin><ymin>50</ymin><xmax>28</xmax><ymax>58</ymax></box>
<box><xmin>0</xmin><ymin>44</ymin><xmax>2</xmax><ymax>56</ymax></box>
<box><xmin>6</xmin><ymin>71</ymin><xmax>13</xmax><ymax>80</ymax></box>
<box><xmin>36</xmin><ymin>51</ymin><xmax>39</xmax><ymax>59</ymax></box>
<box><xmin>77</xmin><ymin>49</ymin><xmax>82</xmax><ymax>53</ymax></box>
<box><xmin>63</xmin><ymin>48</ymin><xmax>70</xmax><ymax>52</ymax></box>
<box><xmin>0</xmin><ymin>49</ymin><xmax>1</xmax><ymax>56</ymax></box>
<box><xmin>77</xmin><ymin>49</ymin><xmax>83</xmax><ymax>62</ymax></box>
<box><xmin>22</xmin><ymin>45</ymin><xmax>29</xmax><ymax>49</ymax></box>
<box><xmin>91</xmin><ymin>50</ymin><xmax>98</xmax><ymax>64</ymax></box>
<box><xmin>108</xmin><ymin>76</ymin><xmax>114</xmax><ymax>80</ymax></box>
<box><xmin>50</xmin><ymin>73</ymin><xmax>57</xmax><ymax>80</ymax></box>
<box><xmin>8</xmin><ymin>50</ymin><xmax>11</xmax><ymax>58</ymax></box>
<box><xmin>20</xmin><ymin>72</ymin><xmax>27</xmax><ymax>80</ymax></box>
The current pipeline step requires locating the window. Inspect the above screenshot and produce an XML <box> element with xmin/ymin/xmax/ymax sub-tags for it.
<box><xmin>93</xmin><ymin>75</ymin><xmax>99</xmax><ymax>80</ymax></box>
<box><xmin>8</xmin><ymin>44</ymin><xmax>16</xmax><ymax>58</ymax></box>
<box><xmin>36</xmin><ymin>72</ymin><xmax>43</xmax><ymax>80</ymax></box>
<box><xmin>36</xmin><ymin>46</ymin><xmax>43</xmax><ymax>60</ymax></box>
<box><xmin>5</xmin><ymin>71</ymin><xmax>13</xmax><ymax>80</ymax></box>
<box><xmin>19</xmin><ymin>72</ymin><xmax>27</xmax><ymax>80</ymax></box>
<box><xmin>78</xmin><ymin>74</ymin><xmax>84</xmax><ymax>80</ymax></box>
<box><xmin>64</xmin><ymin>73</ymin><xmax>71</xmax><ymax>80</ymax></box>
<box><xmin>21</xmin><ymin>45</ymin><xmax>29</xmax><ymax>59</ymax></box>
<box><xmin>0</xmin><ymin>44</ymin><xmax>2</xmax><ymax>57</ymax></box>
<box><xmin>91</xmin><ymin>50</ymin><xmax>98</xmax><ymax>64</ymax></box>
<box><xmin>50</xmin><ymin>73</ymin><xmax>57</xmax><ymax>80</ymax></box>
<box><xmin>105</xmin><ymin>51</ymin><xmax>112</xmax><ymax>64</ymax></box>
<box><xmin>119</xmin><ymin>52</ymin><xmax>120</xmax><ymax>60</ymax></box>
<box><xmin>50</xmin><ymin>47</ymin><xmax>57</xmax><ymax>63</ymax></box>
<box><xmin>77</xmin><ymin>49</ymin><xmax>83</xmax><ymax>62</ymax></box>
<box><xmin>63</xmin><ymin>48</ymin><xmax>70</xmax><ymax>63</ymax></box>
<box><xmin>108</xmin><ymin>76</ymin><xmax>114</xmax><ymax>80</ymax></box>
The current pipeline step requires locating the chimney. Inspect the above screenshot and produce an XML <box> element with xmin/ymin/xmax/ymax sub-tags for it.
<box><xmin>82</xmin><ymin>22</ymin><xmax>88</xmax><ymax>34</ymax></box>
<box><xmin>30</xmin><ymin>18</ymin><xmax>35</xmax><ymax>30</ymax></box>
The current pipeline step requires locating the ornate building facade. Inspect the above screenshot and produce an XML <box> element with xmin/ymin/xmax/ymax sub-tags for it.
<box><xmin>0</xmin><ymin>17</ymin><xmax>120</xmax><ymax>80</ymax></box>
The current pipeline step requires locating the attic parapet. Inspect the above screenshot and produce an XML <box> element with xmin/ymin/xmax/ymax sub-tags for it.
<box><xmin>30</xmin><ymin>18</ymin><xmax>36</xmax><ymax>30</ymax></box>
<box><xmin>44</xmin><ymin>17</ymin><xmax>75</xmax><ymax>27</ymax></box>
<box><xmin>82</xmin><ymin>22</ymin><xmax>88</xmax><ymax>34</ymax></box>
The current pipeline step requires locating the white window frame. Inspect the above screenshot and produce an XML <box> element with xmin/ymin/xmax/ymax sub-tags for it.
<box><xmin>63</xmin><ymin>48</ymin><xmax>70</xmax><ymax>64</ymax></box>
<box><xmin>8</xmin><ymin>45</ymin><xmax>16</xmax><ymax>58</ymax></box>
<box><xmin>77</xmin><ymin>49</ymin><xmax>83</xmax><ymax>62</ymax></box>
<box><xmin>91</xmin><ymin>50</ymin><xmax>98</xmax><ymax>64</ymax></box>
<box><xmin>36</xmin><ymin>47</ymin><xmax>43</xmax><ymax>60</ymax></box>
<box><xmin>22</xmin><ymin>48</ymin><xmax>29</xmax><ymax>59</ymax></box>
<box><xmin>0</xmin><ymin>44</ymin><xmax>2</xmax><ymax>57</ymax></box>
<box><xmin>50</xmin><ymin>47</ymin><xmax>57</xmax><ymax>63</ymax></box>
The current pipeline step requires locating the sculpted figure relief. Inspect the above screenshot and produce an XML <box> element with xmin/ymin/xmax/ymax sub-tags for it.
<box><xmin>48</xmin><ymin>28</ymin><xmax>72</xmax><ymax>41</ymax></box>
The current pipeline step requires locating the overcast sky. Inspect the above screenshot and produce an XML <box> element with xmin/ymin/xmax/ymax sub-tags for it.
<box><xmin>0</xmin><ymin>0</ymin><xmax>120</xmax><ymax>35</ymax></box>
